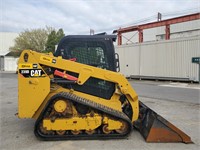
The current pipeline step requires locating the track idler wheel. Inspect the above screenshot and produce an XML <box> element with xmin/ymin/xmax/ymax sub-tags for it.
<box><xmin>102</xmin><ymin>125</ymin><xmax>111</xmax><ymax>134</ymax></box>
<box><xmin>54</xmin><ymin>100</ymin><xmax>67</xmax><ymax>113</ymax></box>
<box><xmin>39</xmin><ymin>123</ymin><xmax>54</xmax><ymax>135</ymax></box>
<box><xmin>85</xmin><ymin>130</ymin><xmax>95</xmax><ymax>135</ymax></box>
<box><xmin>116</xmin><ymin>121</ymin><xmax>129</xmax><ymax>134</ymax></box>
<box><xmin>71</xmin><ymin>130</ymin><xmax>81</xmax><ymax>135</ymax></box>
<box><xmin>56</xmin><ymin>130</ymin><xmax>66</xmax><ymax>135</ymax></box>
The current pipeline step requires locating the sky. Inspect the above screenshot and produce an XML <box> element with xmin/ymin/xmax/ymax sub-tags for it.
<box><xmin>0</xmin><ymin>0</ymin><xmax>199</xmax><ymax>35</ymax></box>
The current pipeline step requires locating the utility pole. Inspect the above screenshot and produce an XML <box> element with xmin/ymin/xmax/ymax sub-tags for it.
<box><xmin>90</xmin><ymin>29</ymin><xmax>94</xmax><ymax>35</ymax></box>
<box><xmin>157</xmin><ymin>12</ymin><xmax>162</xmax><ymax>21</ymax></box>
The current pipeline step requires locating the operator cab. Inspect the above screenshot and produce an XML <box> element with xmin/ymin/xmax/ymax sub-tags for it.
<box><xmin>54</xmin><ymin>35</ymin><xmax>117</xmax><ymax>99</ymax></box>
<box><xmin>54</xmin><ymin>35</ymin><xmax>117</xmax><ymax>71</ymax></box>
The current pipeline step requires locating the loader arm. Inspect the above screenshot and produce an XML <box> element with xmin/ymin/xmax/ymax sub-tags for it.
<box><xmin>18</xmin><ymin>50</ymin><xmax>139</xmax><ymax>122</ymax></box>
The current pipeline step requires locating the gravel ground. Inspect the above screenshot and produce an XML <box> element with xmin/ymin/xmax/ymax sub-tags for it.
<box><xmin>0</xmin><ymin>73</ymin><xmax>199</xmax><ymax>150</ymax></box>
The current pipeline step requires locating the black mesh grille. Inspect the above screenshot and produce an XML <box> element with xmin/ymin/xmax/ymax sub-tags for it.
<box><xmin>55</xmin><ymin>38</ymin><xmax>116</xmax><ymax>99</ymax></box>
<box><xmin>64</xmin><ymin>75</ymin><xmax>115</xmax><ymax>100</ymax></box>
<box><xmin>64</xmin><ymin>41</ymin><xmax>109</xmax><ymax>69</ymax></box>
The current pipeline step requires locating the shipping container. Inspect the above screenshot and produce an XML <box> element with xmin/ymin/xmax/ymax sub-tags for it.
<box><xmin>115</xmin><ymin>36</ymin><xmax>200</xmax><ymax>82</ymax></box>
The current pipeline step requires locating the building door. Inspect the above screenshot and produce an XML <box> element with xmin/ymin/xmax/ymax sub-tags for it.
<box><xmin>0</xmin><ymin>56</ymin><xmax>4</xmax><ymax>71</ymax></box>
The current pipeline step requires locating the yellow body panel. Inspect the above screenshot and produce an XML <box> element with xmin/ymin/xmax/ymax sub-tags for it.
<box><xmin>18</xmin><ymin>76</ymin><xmax>50</xmax><ymax>118</ymax></box>
<box><xmin>18</xmin><ymin>52</ymin><xmax>50</xmax><ymax>118</ymax></box>
<box><xmin>43</xmin><ymin>114</ymin><xmax>102</xmax><ymax>131</ymax></box>
<box><xmin>103</xmin><ymin>116</ymin><xmax>123</xmax><ymax>130</ymax></box>
<box><xmin>43</xmin><ymin>115</ymin><xmax>123</xmax><ymax>131</ymax></box>
<box><xmin>18</xmin><ymin>50</ymin><xmax>139</xmax><ymax>123</ymax></box>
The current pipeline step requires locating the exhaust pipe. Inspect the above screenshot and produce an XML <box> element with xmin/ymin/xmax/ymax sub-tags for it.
<box><xmin>134</xmin><ymin>101</ymin><xmax>193</xmax><ymax>143</ymax></box>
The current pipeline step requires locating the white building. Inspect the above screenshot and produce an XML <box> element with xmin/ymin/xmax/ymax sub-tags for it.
<box><xmin>0</xmin><ymin>32</ymin><xmax>19</xmax><ymax>71</ymax></box>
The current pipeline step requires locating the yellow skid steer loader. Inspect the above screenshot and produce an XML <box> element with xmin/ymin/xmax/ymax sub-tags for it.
<box><xmin>17</xmin><ymin>35</ymin><xmax>192</xmax><ymax>143</ymax></box>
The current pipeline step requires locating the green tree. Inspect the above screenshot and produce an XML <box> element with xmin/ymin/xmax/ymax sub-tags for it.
<box><xmin>56</xmin><ymin>28</ymin><xmax>65</xmax><ymax>42</ymax></box>
<box><xmin>45</xmin><ymin>28</ymin><xmax>65</xmax><ymax>53</ymax></box>
<box><xmin>10</xmin><ymin>27</ymin><xmax>53</xmax><ymax>52</ymax></box>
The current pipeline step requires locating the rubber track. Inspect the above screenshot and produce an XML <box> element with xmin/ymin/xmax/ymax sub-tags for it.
<box><xmin>34</xmin><ymin>92</ymin><xmax>133</xmax><ymax>140</ymax></box>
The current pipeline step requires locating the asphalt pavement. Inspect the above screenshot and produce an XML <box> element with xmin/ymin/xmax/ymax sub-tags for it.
<box><xmin>129</xmin><ymin>80</ymin><xmax>200</xmax><ymax>104</ymax></box>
